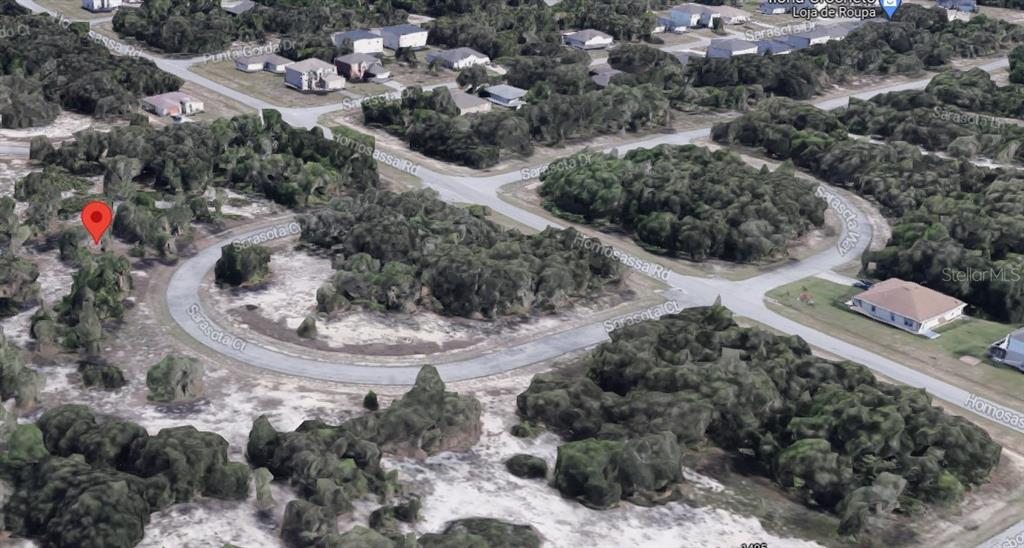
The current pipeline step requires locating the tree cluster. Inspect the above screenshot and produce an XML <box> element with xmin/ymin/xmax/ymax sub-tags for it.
<box><xmin>1</xmin><ymin>405</ymin><xmax>249</xmax><ymax>547</ymax></box>
<box><xmin>299</xmin><ymin>189</ymin><xmax>622</xmax><ymax>319</ymax></box>
<box><xmin>539</xmin><ymin>146</ymin><xmax>827</xmax><ymax>263</ymax></box>
<box><xmin>0</xmin><ymin>13</ymin><xmax>182</xmax><ymax>128</ymax></box>
<box><xmin>35</xmin><ymin>110</ymin><xmax>379</xmax><ymax>207</ymax></box>
<box><xmin>713</xmin><ymin>97</ymin><xmax>1024</xmax><ymax>322</ymax></box>
<box><xmin>517</xmin><ymin>303</ymin><xmax>1002</xmax><ymax>534</ymax></box>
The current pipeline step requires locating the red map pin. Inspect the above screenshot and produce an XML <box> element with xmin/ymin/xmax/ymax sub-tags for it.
<box><xmin>81</xmin><ymin>201</ymin><xmax>113</xmax><ymax>245</ymax></box>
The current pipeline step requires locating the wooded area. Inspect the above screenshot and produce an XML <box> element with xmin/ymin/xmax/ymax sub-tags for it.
<box><xmin>517</xmin><ymin>304</ymin><xmax>1002</xmax><ymax>535</ymax></box>
<box><xmin>0</xmin><ymin>12</ymin><xmax>181</xmax><ymax>128</ymax></box>
<box><xmin>713</xmin><ymin>97</ymin><xmax>1024</xmax><ymax>322</ymax></box>
<box><xmin>299</xmin><ymin>189</ymin><xmax>623</xmax><ymax>319</ymax></box>
<box><xmin>539</xmin><ymin>145</ymin><xmax>827</xmax><ymax>263</ymax></box>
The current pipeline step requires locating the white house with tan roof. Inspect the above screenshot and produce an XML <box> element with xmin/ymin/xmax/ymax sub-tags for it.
<box><xmin>848</xmin><ymin>279</ymin><xmax>967</xmax><ymax>338</ymax></box>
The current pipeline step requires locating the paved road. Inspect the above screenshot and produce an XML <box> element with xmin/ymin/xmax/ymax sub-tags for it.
<box><xmin>14</xmin><ymin>0</ymin><xmax>1024</xmax><ymax>433</ymax></box>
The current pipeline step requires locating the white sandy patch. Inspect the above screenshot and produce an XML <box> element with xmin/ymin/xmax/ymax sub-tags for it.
<box><xmin>0</xmin><ymin>250</ymin><xmax>74</xmax><ymax>348</ymax></box>
<box><xmin>210</xmin><ymin>248</ymin><xmax>333</xmax><ymax>323</ymax></box>
<box><xmin>382</xmin><ymin>379</ymin><xmax>823</xmax><ymax>548</ymax></box>
<box><xmin>0</xmin><ymin>112</ymin><xmax>115</xmax><ymax>142</ymax></box>
<box><xmin>0</xmin><ymin>159</ymin><xmax>32</xmax><ymax>197</ymax></box>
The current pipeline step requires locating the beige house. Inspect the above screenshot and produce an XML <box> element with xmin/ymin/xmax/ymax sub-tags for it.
<box><xmin>142</xmin><ymin>92</ymin><xmax>204</xmax><ymax>117</ymax></box>
<box><xmin>848</xmin><ymin>279</ymin><xmax>967</xmax><ymax>338</ymax></box>
<box><xmin>450</xmin><ymin>90</ymin><xmax>492</xmax><ymax>115</ymax></box>
<box><xmin>284</xmin><ymin>59</ymin><xmax>345</xmax><ymax>93</ymax></box>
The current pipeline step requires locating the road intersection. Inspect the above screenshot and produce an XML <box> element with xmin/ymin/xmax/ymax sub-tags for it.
<box><xmin>15</xmin><ymin>0</ymin><xmax>1024</xmax><ymax>435</ymax></box>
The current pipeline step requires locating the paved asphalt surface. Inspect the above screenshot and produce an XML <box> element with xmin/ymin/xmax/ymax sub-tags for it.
<box><xmin>13</xmin><ymin>1</ymin><xmax>1024</xmax><ymax>436</ymax></box>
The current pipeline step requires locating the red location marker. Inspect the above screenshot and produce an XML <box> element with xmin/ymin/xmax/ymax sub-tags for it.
<box><xmin>81</xmin><ymin>201</ymin><xmax>113</xmax><ymax>245</ymax></box>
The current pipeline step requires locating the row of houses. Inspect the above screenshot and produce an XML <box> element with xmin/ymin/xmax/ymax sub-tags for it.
<box><xmin>667</xmin><ymin>3</ymin><xmax>751</xmax><ymax>30</ymax></box>
<box><xmin>704</xmin><ymin>21</ymin><xmax>860</xmax><ymax>59</ymax></box>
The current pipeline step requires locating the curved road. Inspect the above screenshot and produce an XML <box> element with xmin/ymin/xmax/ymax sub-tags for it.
<box><xmin>14</xmin><ymin>0</ymin><xmax>1024</xmax><ymax>434</ymax></box>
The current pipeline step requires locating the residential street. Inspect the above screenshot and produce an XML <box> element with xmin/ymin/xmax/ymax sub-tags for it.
<box><xmin>16</xmin><ymin>0</ymin><xmax>1024</xmax><ymax>436</ymax></box>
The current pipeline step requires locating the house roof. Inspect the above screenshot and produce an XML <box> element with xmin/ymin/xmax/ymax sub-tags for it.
<box><xmin>714</xmin><ymin>5</ymin><xmax>751</xmax><ymax>17</ymax></box>
<box><xmin>335</xmin><ymin>52</ymin><xmax>380</xmax><ymax>65</ymax></box>
<box><xmin>757</xmin><ymin>40</ymin><xmax>795</xmax><ymax>54</ymax></box>
<box><xmin>673</xmin><ymin>3</ymin><xmax>716</xmax><ymax>15</ymax></box>
<box><xmin>589</xmin><ymin>67</ymin><xmax>623</xmax><ymax>87</ymax></box>
<box><xmin>856</xmin><ymin>279</ymin><xmax>966</xmax><ymax>322</ymax></box>
<box><xmin>1009</xmin><ymin>327</ymin><xmax>1024</xmax><ymax>343</ymax></box>
<box><xmin>428</xmin><ymin>47</ymin><xmax>489</xmax><ymax>64</ymax></box>
<box><xmin>568</xmin><ymin>29</ymin><xmax>612</xmax><ymax>41</ymax></box>
<box><xmin>237</xmin><ymin>53</ymin><xmax>292</xmax><ymax>66</ymax></box>
<box><xmin>708</xmin><ymin>38</ymin><xmax>758</xmax><ymax>53</ymax></box>
<box><xmin>449</xmin><ymin>90</ymin><xmax>489</xmax><ymax>112</ymax></box>
<box><xmin>225</xmin><ymin>0</ymin><xmax>255</xmax><ymax>15</ymax></box>
<box><xmin>143</xmin><ymin>92</ymin><xmax>196</xmax><ymax>110</ymax></box>
<box><xmin>484</xmin><ymin>84</ymin><xmax>527</xmax><ymax>100</ymax></box>
<box><xmin>673</xmin><ymin>52</ymin><xmax>696</xmax><ymax>65</ymax></box>
<box><xmin>333</xmin><ymin>30</ymin><xmax>381</xmax><ymax>42</ymax></box>
<box><xmin>288</xmin><ymin>58</ymin><xmax>337</xmax><ymax>72</ymax></box>
<box><xmin>381</xmin><ymin>24</ymin><xmax>426</xmax><ymax>36</ymax></box>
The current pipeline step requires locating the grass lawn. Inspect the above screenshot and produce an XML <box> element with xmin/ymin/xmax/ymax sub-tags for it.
<box><xmin>766</xmin><ymin>277</ymin><xmax>1024</xmax><ymax>409</ymax></box>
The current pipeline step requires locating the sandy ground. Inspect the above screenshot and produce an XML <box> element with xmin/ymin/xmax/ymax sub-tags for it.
<box><xmin>0</xmin><ymin>111</ymin><xmax>120</xmax><ymax>144</ymax></box>
<box><xmin>203</xmin><ymin>240</ymin><xmax>661</xmax><ymax>362</ymax></box>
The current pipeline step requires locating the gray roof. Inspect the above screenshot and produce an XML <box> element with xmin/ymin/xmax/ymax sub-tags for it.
<box><xmin>450</xmin><ymin>90</ymin><xmax>489</xmax><ymax>111</ymax></box>
<box><xmin>756</xmin><ymin>40</ymin><xmax>794</xmax><ymax>54</ymax></box>
<box><xmin>237</xmin><ymin>53</ymin><xmax>292</xmax><ymax>65</ymax></box>
<box><xmin>590</xmin><ymin>67</ymin><xmax>623</xmax><ymax>87</ymax></box>
<box><xmin>334</xmin><ymin>52</ymin><xmax>380</xmax><ymax>65</ymax></box>
<box><xmin>1011</xmin><ymin>327</ymin><xmax>1024</xmax><ymax>342</ymax></box>
<box><xmin>288</xmin><ymin>58</ymin><xmax>337</xmax><ymax>72</ymax></box>
<box><xmin>333</xmin><ymin>30</ymin><xmax>381</xmax><ymax>42</ymax></box>
<box><xmin>673</xmin><ymin>52</ymin><xmax>694</xmax><ymax>65</ymax></box>
<box><xmin>484</xmin><ymin>84</ymin><xmax>527</xmax><ymax>100</ymax></box>
<box><xmin>428</xmin><ymin>47</ymin><xmax>489</xmax><ymax>64</ymax></box>
<box><xmin>568</xmin><ymin>29</ymin><xmax>612</xmax><ymax>41</ymax></box>
<box><xmin>381</xmin><ymin>24</ymin><xmax>426</xmax><ymax>36</ymax></box>
<box><xmin>708</xmin><ymin>38</ymin><xmax>758</xmax><ymax>53</ymax></box>
<box><xmin>225</xmin><ymin>0</ymin><xmax>255</xmax><ymax>15</ymax></box>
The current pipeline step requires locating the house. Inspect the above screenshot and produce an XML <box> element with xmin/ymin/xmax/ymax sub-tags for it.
<box><xmin>450</xmin><ymin>90</ymin><xmax>492</xmax><ymax>115</ymax></box>
<box><xmin>82</xmin><ymin>0</ymin><xmax>121</xmax><ymax>12</ymax></box>
<box><xmin>564</xmin><ymin>29</ymin><xmax>614</xmax><ymax>50</ymax></box>
<box><xmin>483</xmin><ymin>84</ymin><xmax>528</xmax><ymax>109</ymax></box>
<box><xmin>670</xmin><ymin>4</ymin><xmax>720</xmax><ymax>28</ymax></box>
<box><xmin>653</xmin><ymin>16</ymin><xmax>678</xmax><ymax>33</ymax></box>
<box><xmin>673</xmin><ymin>52</ymin><xmax>697</xmax><ymax>66</ymax></box>
<box><xmin>944</xmin><ymin>7</ymin><xmax>971</xmax><ymax>20</ymax></box>
<box><xmin>380</xmin><ymin>24</ymin><xmax>429</xmax><ymax>50</ymax></box>
<box><xmin>781</xmin><ymin>27</ymin><xmax>841</xmax><ymax>50</ymax></box>
<box><xmin>706</xmin><ymin>38</ymin><xmax>758</xmax><ymax>59</ymax></box>
<box><xmin>756</xmin><ymin>40</ymin><xmax>795</xmax><ymax>55</ymax></box>
<box><xmin>989</xmin><ymin>328</ymin><xmax>1024</xmax><ymax>372</ymax></box>
<box><xmin>590</xmin><ymin>66</ymin><xmax>624</xmax><ymax>88</ymax></box>
<box><xmin>224</xmin><ymin>0</ymin><xmax>255</xmax><ymax>15</ymax></box>
<box><xmin>714</xmin><ymin>5</ymin><xmax>752</xmax><ymax>24</ymax></box>
<box><xmin>848</xmin><ymin>278</ymin><xmax>967</xmax><ymax>338</ymax></box>
<box><xmin>332</xmin><ymin>30</ymin><xmax>384</xmax><ymax>54</ymax></box>
<box><xmin>938</xmin><ymin>0</ymin><xmax>977</xmax><ymax>11</ymax></box>
<box><xmin>759</xmin><ymin>0</ymin><xmax>817</xmax><ymax>14</ymax></box>
<box><xmin>334</xmin><ymin>53</ymin><xmax>391</xmax><ymax>81</ymax></box>
<box><xmin>426</xmin><ymin>48</ymin><xmax>491</xmax><ymax>70</ymax></box>
<box><xmin>235</xmin><ymin>53</ymin><xmax>293</xmax><ymax>74</ymax></box>
<box><xmin>284</xmin><ymin>58</ymin><xmax>345</xmax><ymax>93</ymax></box>
<box><xmin>142</xmin><ymin>92</ymin><xmax>204</xmax><ymax>117</ymax></box>
<box><xmin>263</xmin><ymin>55</ymin><xmax>294</xmax><ymax>74</ymax></box>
